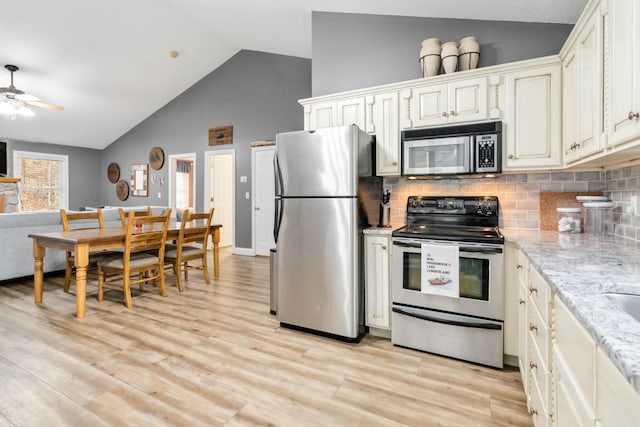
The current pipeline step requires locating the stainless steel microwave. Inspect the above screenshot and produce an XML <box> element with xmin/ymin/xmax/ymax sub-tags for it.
<box><xmin>402</xmin><ymin>121</ymin><xmax>502</xmax><ymax>176</ymax></box>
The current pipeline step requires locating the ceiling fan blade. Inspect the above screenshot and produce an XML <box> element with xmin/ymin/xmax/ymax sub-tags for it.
<box><xmin>25</xmin><ymin>100</ymin><xmax>64</xmax><ymax>111</ymax></box>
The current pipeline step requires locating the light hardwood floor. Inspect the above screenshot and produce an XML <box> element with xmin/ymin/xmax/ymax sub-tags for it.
<box><xmin>0</xmin><ymin>250</ymin><xmax>532</xmax><ymax>427</ymax></box>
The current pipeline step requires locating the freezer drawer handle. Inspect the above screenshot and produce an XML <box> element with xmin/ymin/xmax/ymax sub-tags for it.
<box><xmin>392</xmin><ymin>306</ymin><xmax>502</xmax><ymax>330</ymax></box>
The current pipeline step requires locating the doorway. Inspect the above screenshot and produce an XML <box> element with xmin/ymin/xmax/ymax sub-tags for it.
<box><xmin>168</xmin><ymin>153</ymin><xmax>196</xmax><ymax>219</ymax></box>
<box><xmin>252</xmin><ymin>145</ymin><xmax>276</xmax><ymax>256</ymax></box>
<box><xmin>204</xmin><ymin>149</ymin><xmax>235</xmax><ymax>249</ymax></box>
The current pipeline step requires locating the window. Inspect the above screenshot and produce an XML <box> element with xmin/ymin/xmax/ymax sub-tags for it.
<box><xmin>13</xmin><ymin>151</ymin><xmax>69</xmax><ymax>212</ymax></box>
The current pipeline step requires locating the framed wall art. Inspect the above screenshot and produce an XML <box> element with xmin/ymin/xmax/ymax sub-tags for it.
<box><xmin>131</xmin><ymin>164</ymin><xmax>149</xmax><ymax>197</ymax></box>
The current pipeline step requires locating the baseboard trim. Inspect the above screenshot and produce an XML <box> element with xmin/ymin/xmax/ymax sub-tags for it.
<box><xmin>232</xmin><ymin>247</ymin><xmax>255</xmax><ymax>256</ymax></box>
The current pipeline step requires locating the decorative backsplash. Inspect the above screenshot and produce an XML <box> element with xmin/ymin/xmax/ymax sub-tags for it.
<box><xmin>383</xmin><ymin>171</ymin><xmax>605</xmax><ymax>230</ymax></box>
<box><xmin>606</xmin><ymin>164</ymin><xmax>640</xmax><ymax>241</ymax></box>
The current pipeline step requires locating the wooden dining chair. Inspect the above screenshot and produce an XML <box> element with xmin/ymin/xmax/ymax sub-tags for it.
<box><xmin>118</xmin><ymin>207</ymin><xmax>153</xmax><ymax>226</ymax></box>
<box><xmin>164</xmin><ymin>208</ymin><xmax>214</xmax><ymax>292</ymax></box>
<box><xmin>97</xmin><ymin>209</ymin><xmax>171</xmax><ymax>308</ymax></box>
<box><xmin>60</xmin><ymin>208</ymin><xmax>112</xmax><ymax>292</ymax></box>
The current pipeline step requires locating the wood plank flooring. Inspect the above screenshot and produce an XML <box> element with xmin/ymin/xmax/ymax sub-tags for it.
<box><xmin>0</xmin><ymin>250</ymin><xmax>532</xmax><ymax>426</ymax></box>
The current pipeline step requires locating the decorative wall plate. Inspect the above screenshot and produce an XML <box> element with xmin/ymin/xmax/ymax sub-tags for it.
<box><xmin>107</xmin><ymin>162</ymin><xmax>120</xmax><ymax>183</ymax></box>
<box><xmin>149</xmin><ymin>147</ymin><xmax>165</xmax><ymax>170</ymax></box>
<box><xmin>116</xmin><ymin>180</ymin><xmax>129</xmax><ymax>201</ymax></box>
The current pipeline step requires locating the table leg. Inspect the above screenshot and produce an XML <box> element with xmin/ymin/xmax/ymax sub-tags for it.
<box><xmin>213</xmin><ymin>227</ymin><xmax>220</xmax><ymax>278</ymax></box>
<box><xmin>74</xmin><ymin>243</ymin><xmax>89</xmax><ymax>318</ymax></box>
<box><xmin>32</xmin><ymin>239</ymin><xmax>45</xmax><ymax>303</ymax></box>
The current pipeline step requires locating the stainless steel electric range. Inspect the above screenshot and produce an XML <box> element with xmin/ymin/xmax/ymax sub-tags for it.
<box><xmin>391</xmin><ymin>195</ymin><xmax>505</xmax><ymax>368</ymax></box>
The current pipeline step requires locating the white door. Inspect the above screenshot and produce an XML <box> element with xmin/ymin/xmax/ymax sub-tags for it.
<box><xmin>252</xmin><ymin>146</ymin><xmax>276</xmax><ymax>256</ymax></box>
<box><xmin>206</xmin><ymin>151</ymin><xmax>234</xmax><ymax>248</ymax></box>
<box><xmin>168</xmin><ymin>153</ymin><xmax>196</xmax><ymax>218</ymax></box>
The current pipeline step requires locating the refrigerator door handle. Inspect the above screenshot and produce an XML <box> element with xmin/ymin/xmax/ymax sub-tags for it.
<box><xmin>274</xmin><ymin>152</ymin><xmax>283</xmax><ymax>197</ymax></box>
<box><xmin>274</xmin><ymin>197</ymin><xmax>283</xmax><ymax>242</ymax></box>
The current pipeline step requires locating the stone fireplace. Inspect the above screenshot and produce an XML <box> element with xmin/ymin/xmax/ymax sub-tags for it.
<box><xmin>0</xmin><ymin>178</ymin><xmax>20</xmax><ymax>213</ymax></box>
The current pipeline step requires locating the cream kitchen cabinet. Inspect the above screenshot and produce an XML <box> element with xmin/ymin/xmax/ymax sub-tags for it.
<box><xmin>562</xmin><ymin>5</ymin><xmax>603</xmax><ymax>164</ymax></box>
<box><xmin>409</xmin><ymin>77</ymin><xmax>488</xmax><ymax>128</ymax></box>
<box><xmin>503</xmin><ymin>63</ymin><xmax>562</xmax><ymax>170</ymax></box>
<box><xmin>368</xmin><ymin>92</ymin><xmax>401</xmax><ymax>176</ymax></box>
<box><xmin>596</xmin><ymin>347</ymin><xmax>640</xmax><ymax>426</ymax></box>
<box><xmin>304</xmin><ymin>97</ymin><xmax>367</xmax><ymax>131</ymax></box>
<box><xmin>364</xmin><ymin>233</ymin><xmax>391</xmax><ymax>337</ymax></box>
<box><xmin>552</xmin><ymin>296</ymin><xmax>597</xmax><ymax>427</ymax></box>
<box><xmin>504</xmin><ymin>243</ymin><xmax>523</xmax><ymax>367</ymax></box>
<box><xmin>605</xmin><ymin>0</ymin><xmax>640</xmax><ymax>148</ymax></box>
<box><xmin>525</xmin><ymin>266</ymin><xmax>554</xmax><ymax>426</ymax></box>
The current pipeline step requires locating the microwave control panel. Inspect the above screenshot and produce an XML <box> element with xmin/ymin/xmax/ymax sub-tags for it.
<box><xmin>474</xmin><ymin>134</ymin><xmax>499</xmax><ymax>173</ymax></box>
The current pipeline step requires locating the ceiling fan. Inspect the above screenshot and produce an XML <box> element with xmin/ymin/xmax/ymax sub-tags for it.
<box><xmin>0</xmin><ymin>64</ymin><xmax>64</xmax><ymax>119</ymax></box>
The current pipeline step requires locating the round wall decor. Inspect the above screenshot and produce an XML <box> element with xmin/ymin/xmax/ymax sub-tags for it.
<box><xmin>149</xmin><ymin>147</ymin><xmax>165</xmax><ymax>170</ymax></box>
<box><xmin>107</xmin><ymin>162</ymin><xmax>120</xmax><ymax>183</ymax></box>
<box><xmin>116</xmin><ymin>180</ymin><xmax>130</xmax><ymax>201</ymax></box>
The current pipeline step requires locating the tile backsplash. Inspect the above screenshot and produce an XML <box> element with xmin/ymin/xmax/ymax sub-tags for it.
<box><xmin>606</xmin><ymin>165</ymin><xmax>640</xmax><ymax>241</ymax></box>
<box><xmin>384</xmin><ymin>165</ymin><xmax>640</xmax><ymax>241</ymax></box>
<box><xmin>384</xmin><ymin>171</ymin><xmax>606</xmax><ymax>230</ymax></box>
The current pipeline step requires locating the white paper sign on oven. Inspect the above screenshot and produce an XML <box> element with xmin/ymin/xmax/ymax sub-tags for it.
<box><xmin>421</xmin><ymin>243</ymin><xmax>459</xmax><ymax>297</ymax></box>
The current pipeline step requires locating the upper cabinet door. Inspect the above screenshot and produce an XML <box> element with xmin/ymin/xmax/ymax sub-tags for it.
<box><xmin>563</xmin><ymin>8</ymin><xmax>603</xmax><ymax>164</ymax></box>
<box><xmin>448</xmin><ymin>78</ymin><xmax>488</xmax><ymax>124</ymax></box>
<box><xmin>410</xmin><ymin>78</ymin><xmax>488</xmax><ymax>128</ymax></box>
<box><xmin>336</xmin><ymin>97</ymin><xmax>366</xmax><ymax>130</ymax></box>
<box><xmin>410</xmin><ymin>84</ymin><xmax>449</xmax><ymax>127</ymax></box>
<box><xmin>372</xmin><ymin>92</ymin><xmax>400</xmax><ymax>176</ymax></box>
<box><xmin>606</xmin><ymin>0</ymin><xmax>640</xmax><ymax>146</ymax></box>
<box><xmin>503</xmin><ymin>64</ymin><xmax>562</xmax><ymax>170</ymax></box>
<box><xmin>309</xmin><ymin>101</ymin><xmax>336</xmax><ymax>130</ymax></box>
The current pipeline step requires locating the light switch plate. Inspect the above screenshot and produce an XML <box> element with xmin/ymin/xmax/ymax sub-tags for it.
<box><xmin>631</xmin><ymin>196</ymin><xmax>638</xmax><ymax>215</ymax></box>
<box><xmin>240</xmin><ymin>176</ymin><xmax>247</xmax><ymax>183</ymax></box>
<box><xmin>245</xmin><ymin>192</ymin><xmax>250</xmax><ymax>199</ymax></box>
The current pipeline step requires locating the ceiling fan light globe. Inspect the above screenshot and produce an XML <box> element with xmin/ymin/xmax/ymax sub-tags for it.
<box><xmin>16</xmin><ymin>105</ymin><xmax>34</xmax><ymax>117</ymax></box>
<box><xmin>0</xmin><ymin>102</ymin><xmax>15</xmax><ymax>115</ymax></box>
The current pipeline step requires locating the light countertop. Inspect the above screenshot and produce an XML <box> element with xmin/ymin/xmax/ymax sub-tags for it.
<box><xmin>503</xmin><ymin>229</ymin><xmax>640</xmax><ymax>394</ymax></box>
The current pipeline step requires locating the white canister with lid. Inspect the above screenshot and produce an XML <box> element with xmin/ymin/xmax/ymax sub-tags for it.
<box><xmin>582</xmin><ymin>201</ymin><xmax>615</xmax><ymax>235</ymax></box>
<box><xmin>557</xmin><ymin>207</ymin><xmax>583</xmax><ymax>233</ymax></box>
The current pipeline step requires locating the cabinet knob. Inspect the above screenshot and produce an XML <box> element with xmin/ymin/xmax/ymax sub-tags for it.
<box><xmin>449</xmin><ymin>111</ymin><xmax>455</xmax><ymax>116</ymax></box>
<box><xmin>629</xmin><ymin>111</ymin><xmax>640</xmax><ymax>120</ymax></box>
<box><xmin>528</xmin><ymin>286</ymin><xmax>538</xmax><ymax>295</ymax></box>
<box><xmin>516</xmin><ymin>264</ymin><xmax>523</xmax><ymax>270</ymax></box>
<box><xmin>530</xmin><ymin>408</ymin><xmax>538</xmax><ymax>416</ymax></box>
<box><xmin>381</xmin><ymin>245</ymin><xmax>387</xmax><ymax>250</ymax></box>
<box><xmin>529</xmin><ymin>323</ymin><xmax>538</xmax><ymax>333</ymax></box>
<box><xmin>508</xmin><ymin>154</ymin><xmax>514</xmax><ymax>159</ymax></box>
<box><xmin>529</xmin><ymin>361</ymin><xmax>538</xmax><ymax>370</ymax></box>
<box><xmin>255</xmin><ymin>207</ymin><xmax>260</xmax><ymax>211</ymax></box>
<box><xmin>392</xmin><ymin>161</ymin><xmax>398</xmax><ymax>166</ymax></box>
<box><xmin>441</xmin><ymin>112</ymin><xmax>448</xmax><ymax>117</ymax></box>
<box><xmin>519</xmin><ymin>298</ymin><xmax>526</xmax><ymax>305</ymax></box>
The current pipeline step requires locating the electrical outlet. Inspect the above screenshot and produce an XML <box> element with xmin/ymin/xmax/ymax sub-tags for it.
<box><xmin>631</xmin><ymin>195</ymin><xmax>638</xmax><ymax>215</ymax></box>
<box><xmin>245</xmin><ymin>192</ymin><xmax>250</xmax><ymax>199</ymax></box>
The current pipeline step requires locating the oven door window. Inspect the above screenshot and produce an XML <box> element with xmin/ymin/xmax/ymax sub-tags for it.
<box><xmin>402</xmin><ymin>253</ymin><xmax>489</xmax><ymax>301</ymax></box>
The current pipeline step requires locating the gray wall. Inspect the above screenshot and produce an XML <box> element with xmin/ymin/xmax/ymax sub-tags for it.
<box><xmin>101</xmin><ymin>50</ymin><xmax>311</xmax><ymax>249</ymax></box>
<box><xmin>312</xmin><ymin>12</ymin><xmax>574</xmax><ymax>96</ymax></box>
<box><xmin>4</xmin><ymin>139</ymin><xmax>102</xmax><ymax>210</ymax></box>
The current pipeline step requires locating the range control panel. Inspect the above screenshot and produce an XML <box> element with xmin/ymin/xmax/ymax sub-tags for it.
<box><xmin>406</xmin><ymin>196</ymin><xmax>499</xmax><ymax>223</ymax></box>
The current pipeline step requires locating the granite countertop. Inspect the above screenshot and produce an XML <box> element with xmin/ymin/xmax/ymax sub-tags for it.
<box><xmin>362</xmin><ymin>225</ymin><xmax>403</xmax><ymax>235</ymax></box>
<box><xmin>503</xmin><ymin>229</ymin><xmax>640</xmax><ymax>394</ymax></box>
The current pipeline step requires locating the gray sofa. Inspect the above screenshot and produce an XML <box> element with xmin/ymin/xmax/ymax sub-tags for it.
<box><xmin>0</xmin><ymin>206</ymin><xmax>166</xmax><ymax>282</ymax></box>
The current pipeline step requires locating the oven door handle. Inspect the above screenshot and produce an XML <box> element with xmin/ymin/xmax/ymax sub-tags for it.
<box><xmin>459</xmin><ymin>246</ymin><xmax>503</xmax><ymax>254</ymax></box>
<box><xmin>392</xmin><ymin>307</ymin><xmax>502</xmax><ymax>330</ymax></box>
<box><xmin>392</xmin><ymin>241</ymin><xmax>421</xmax><ymax>248</ymax></box>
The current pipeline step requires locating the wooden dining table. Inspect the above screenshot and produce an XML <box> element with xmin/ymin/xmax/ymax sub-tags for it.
<box><xmin>28</xmin><ymin>221</ymin><xmax>222</xmax><ymax>318</ymax></box>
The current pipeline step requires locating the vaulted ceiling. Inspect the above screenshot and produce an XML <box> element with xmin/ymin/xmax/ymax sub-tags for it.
<box><xmin>1</xmin><ymin>0</ymin><xmax>587</xmax><ymax>149</ymax></box>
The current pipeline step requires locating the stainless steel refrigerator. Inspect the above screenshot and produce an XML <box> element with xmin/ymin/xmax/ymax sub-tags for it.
<box><xmin>274</xmin><ymin>125</ymin><xmax>376</xmax><ymax>342</ymax></box>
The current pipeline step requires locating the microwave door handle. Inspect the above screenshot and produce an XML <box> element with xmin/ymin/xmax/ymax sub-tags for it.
<box><xmin>392</xmin><ymin>307</ymin><xmax>502</xmax><ymax>330</ymax></box>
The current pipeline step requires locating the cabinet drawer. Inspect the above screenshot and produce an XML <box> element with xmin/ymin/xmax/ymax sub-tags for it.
<box><xmin>529</xmin><ymin>333</ymin><xmax>550</xmax><ymax>413</ymax></box>
<box><xmin>530</xmin><ymin>373</ymin><xmax>550</xmax><ymax>427</ymax></box>
<box><xmin>553</xmin><ymin>296</ymin><xmax>596</xmax><ymax>410</ymax></box>
<box><xmin>528</xmin><ymin>267</ymin><xmax>552</xmax><ymax>323</ymax></box>
<box><xmin>528</xmin><ymin>298</ymin><xmax>551</xmax><ymax>364</ymax></box>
